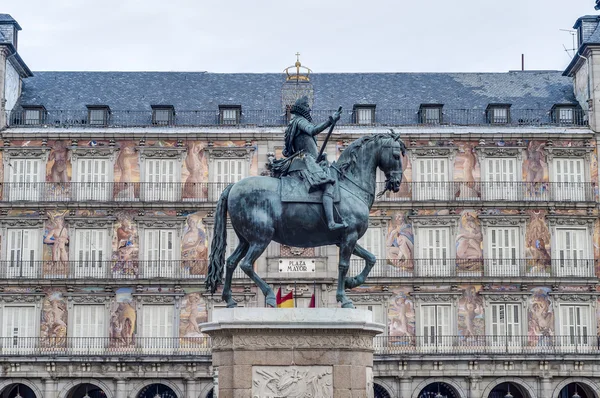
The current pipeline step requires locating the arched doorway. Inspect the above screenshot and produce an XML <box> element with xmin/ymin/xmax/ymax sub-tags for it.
<box><xmin>66</xmin><ymin>384</ymin><xmax>107</xmax><ymax>398</ymax></box>
<box><xmin>374</xmin><ymin>383</ymin><xmax>391</xmax><ymax>398</ymax></box>
<box><xmin>205</xmin><ymin>389</ymin><xmax>213</xmax><ymax>398</ymax></box>
<box><xmin>0</xmin><ymin>384</ymin><xmax>37</xmax><ymax>398</ymax></box>
<box><xmin>418</xmin><ymin>382</ymin><xmax>460</xmax><ymax>398</ymax></box>
<box><xmin>488</xmin><ymin>382</ymin><xmax>530</xmax><ymax>398</ymax></box>
<box><xmin>558</xmin><ymin>383</ymin><xmax>596</xmax><ymax>398</ymax></box>
<box><xmin>137</xmin><ymin>384</ymin><xmax>177</xmax><ymax>398</ymax></box>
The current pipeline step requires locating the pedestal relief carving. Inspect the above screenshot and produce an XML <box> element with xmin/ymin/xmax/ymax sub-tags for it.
<box><xmin>252</xmin><ymin>366</ymin><xmax>332</xmax><ymax>398</ymax></box>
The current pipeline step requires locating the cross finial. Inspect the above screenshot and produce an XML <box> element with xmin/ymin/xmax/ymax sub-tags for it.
<box><xmin>295</xmin><ymin>52</ymin><xmax>301</xmax><ymax>62</ymax></box>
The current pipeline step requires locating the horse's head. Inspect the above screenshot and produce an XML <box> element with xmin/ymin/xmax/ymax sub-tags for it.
<box><xmin>378</xmin><ymin>131</ymin><xmax>406</xmax><ymax>193</ymax></box>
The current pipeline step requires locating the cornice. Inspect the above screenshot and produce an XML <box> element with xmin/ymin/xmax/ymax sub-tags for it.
<box><xmin>475</xmin><ymin>146</ymin><xmax>525</xmax><ymax>159</ymax></box>
<box><xmin>0</xmin><ymin>293</ymin><xmax>44</xmax><ymax>303</ymax></box>
<box><xmin>546</xmin><ymin>146</ymin><xmax>592</xmax><ymax>160</ymax></box>
<box><xmin>66</xmin><ymin>217</ymin><xmax>117</xmax><ymax>229</ymax></box>
<box><xmin>1</xmin><ymin>147</ymin><xmax>50</xmax><ymax>159</ymax></box>
<box><xmin>135</xmin><ymin>217</ymin><xmax>184</xmax><ymax>229</ymax></box>
<box><xmin>408</xmin><ymin>146</ymin><xmax>457</xmax><ymax>158</ymax></box>
<box><xmin>479</xmin><ymin>214</ymin><xmax>529</xmax><ymax>227</ymax></box>
<box><xmin>70</xmin><ymin>146</ymin><xmax>119</xmax><ymax>160</ymax></box>
<box><xmin>546</xmin><ymin>215</ymin><xmax>596</xmax><ymax>227</ymax></box>
<box><xmin>410</xmin><ymin>292</ymin><xmax>461</xmax><ymax>302</ymax></box>
<box><xmin>0</xmin><ymin>217</ymin><xmax>46</xmax><ymax>227</ymax></box>
<box><xmin>408</xmin><ymin>215</ymin><xmax>459</xmax><ymax>227</ymax></box>
<box><xmin>137</xmin><ymin>146</ymin><xmax>187</xmax><ymax>160</ymax></box>
<box><xmin>549</xmin><ymin>292</ymin><xmax>600</xmax><ymax>303</ymax></box>
<box><xmin>206</xmin><ymin>146</ymin><xmax>255</xmax><ymax>160</ymax></box>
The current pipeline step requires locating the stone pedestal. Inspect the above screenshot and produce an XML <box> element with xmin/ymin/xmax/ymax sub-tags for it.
<box><xmin>201</xmin><ymin>308</ymin><xmax>384</xmax><ymax>398</ymax></box>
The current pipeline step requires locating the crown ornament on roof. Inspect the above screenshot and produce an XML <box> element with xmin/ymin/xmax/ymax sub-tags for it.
<box><xmin>284</xmin><ymin>53</ymin><xmax>312</xmax><ymax>82</ymax></box>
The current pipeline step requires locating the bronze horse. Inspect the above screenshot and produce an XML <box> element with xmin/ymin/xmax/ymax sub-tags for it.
<box><xmin>206</xmin><ymin>131</ymin><xmax>406</xmax><ymax>308</ymax></box>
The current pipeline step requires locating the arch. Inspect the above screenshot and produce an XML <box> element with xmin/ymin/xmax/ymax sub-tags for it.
<box><xmin>128</xmin><ymin>381</ymin><xmax>183</xmax><ymax>398</ymax></box>
<box><xmin>197</xmin><ymin>384</ymin><xmax>213</xmax><ymax>398</ymax></box>
<box><xmin>374</xmin><ymin>383</ymin><xmax>392</xmax><ymax>398</ymax></box>
<box><xmin>58</xmin><ymin>379</ymin><xmax>114</xmax><ymax>398</ymax></box>
<box><xmin>481</xmin><ymin>378</ymin><xmax>537</xmax><ymax>398</ymax></box>
<box><xmin>552</xmin><ymin>378</ymin><xmax>600</xmax><ymax>398</ymax></box>
<box><xmin>412</xmin><ymin>378</ymin><xmax>467</xmax><ymax>398</ymax></box>
<box><xmin>0</xmin><ymin>379</ymin><xmax>43</xmax><ymax>398</ymax></box>
<box><xmin>373</xmin><ymin>380</ymin><xmax>396</xmax><ymax>398</ymax></box>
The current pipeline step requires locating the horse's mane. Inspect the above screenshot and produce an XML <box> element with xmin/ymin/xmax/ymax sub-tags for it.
<box><xmin>336</xmin><ymin>130</ymin><xmax>405</xmax><ymax>178</ymax></box>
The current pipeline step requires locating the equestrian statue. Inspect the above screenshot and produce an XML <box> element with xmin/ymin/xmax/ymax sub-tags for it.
<box><xmin>206</xmin><ymin>96</ymin><xmax>406</xmax><ymax>308</ymax></box>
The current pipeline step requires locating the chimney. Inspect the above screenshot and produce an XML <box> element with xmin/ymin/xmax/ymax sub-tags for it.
<box><xmin>0</xmin><ymin>14</ymin><xmax>22</xmax><ymax>50</ymax></box>
<box><xmin>574</xmin><ymin>15</ymin><xmax>600</xmax><ymax>47</ymax></box>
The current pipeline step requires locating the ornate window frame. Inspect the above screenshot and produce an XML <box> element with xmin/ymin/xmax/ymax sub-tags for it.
<box><xmin>65</xmin><ymin>293</ymin><xmax>111</xmax><ymax>339</ymax></box>
<box><xmin>547</xmin><ymin>215</ymin><xmax>595</xmax><ymax>261</ymax></box>
<box><xmin>481</xmin><ymin>291</ymin><xmax>531</xmax><ymax>337</ymax></box>
<box><xmin>0</xmin><ymin>217</ymin><xmax>45</xmax><ymax>264</ymax></box>
<box><xmin>0</xmin><ymin>294</ymin><xmax>43</xmax><ymax>338</ymax></box>
<box><xmin>411</xmin><ymin>292</ymin><xmax>461</xmax><ymax>336</ymax></box>
<box><xmin>479</xmin><ymin>214</ymin><xmax>528</xmax><ymax>261</ymax></box>
<box><xmin>206</xmin><ymin>144</ymin><xmax>255</xmax><ymax>183</ymax></box>
<box><xmin>409</xmin><ymin>215</ymin><xmax>459</xmax><ymax>261</ymax></box>
<box><xmin>545</xmin><ymin>146</ymin><xmax>593</xmax><ymax>185</ymax></box>
<box><xmin>70</xmin><ymin>146</ymin><xmax>118</xmax><ymax>186</ymax></box>
<box><xmin>137</xmin><ymin>146</ymin><xmax>187</xmax><ymax>184</ymax></box>
<box><xmin>135</xmin><ymin>294</ymin><xmax>181</xmax><ymax>339</ymax></box>
<box><xmin>136</xmin><ymin>217</ymin><xmax>184</xmax><ymax>263</ymax></box>
<box><xmin>550</xmin><ymin>292</ymin><xmax>599</xmax><ymax>338</ymax></box>
<box><xmin>347</xmin><ymin>293</ymin><xmax>392</xmax><ymax>325</ymax></box>
<box><xmin>475</xmin><ymin>146</ymin><xmax>524</xmax><ymax>182</ymax></box>
<box><xmin>66</xmin><ymin>216</ymin><xmax>116</xmax><ymax>266</ymax></box>
<box><xmin>1</xmin><ymin>147</ymin><xmax>50</xmax><ymax>184</ymax></box>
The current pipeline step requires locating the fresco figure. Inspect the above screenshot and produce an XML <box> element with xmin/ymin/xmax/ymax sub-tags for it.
<box><xmin>525</xmin><ymin>211</ymin><xmax>551</xmax><ymax>275</ymax></box>
<box><xmin>48</xmin><ymin>141</ymin><xmax>70</xmax><ymax>183</ymax></box>
<box><xmin>112</xmin><ymin>212</ymin><xmax>139</xmax><ymax>276</ymax></box>
<box><xmin>182</xmin><ymin>214</ymin><xmax>208</xmax><ymax>276</ymax></box>
<box><xmin>528</xmin><ymin>288</ymin><xmax>554</xmax><ymax>339</ymax></box>
<box><xmin>456</xmin><ymin>212</ymin><xmax>483</xmax><ymax>273</ymax></box>
<box><xmin>386</xmin><ymin>212</ymin><xmax>413</xmax><ymax>271</ymax></box>
<box><xmin>179</xmin><ymin>293</ymin><xmax>208</xmax><ymax>338</ymax></box>
<box><xmin>115</xmin><ymin>143</ymin><xmax>138</xmax><ymax>199</ymax></box>
<box><xmin>458</xmin><ymin>286</ymin><xmax>484</xmax><ymax>337</ymax></box>
<box><xmin>109</xmin><ymin>288</ymin><xmax>136</xmax><ymax>348</ymax></box>
<box><xmin>44</xmin><ymin>213</ymin><xmax>69</xmax><ymax>264</ymax></box>
<box><xmin>456</xmin><ymin>145</ymin><xmax>479</xmax><ymax>199</ymax></box>
<box><xmin>40</xmin><ymin>290</ymin><xmax>68</xmax><ymax>347</ymax></box>
<box><xmin>183</xmin><ymin>142</ymin><xmax>207</xmax><ymax>199</ymax></box>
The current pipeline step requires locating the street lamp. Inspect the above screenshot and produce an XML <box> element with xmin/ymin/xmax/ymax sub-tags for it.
<box><xmin>434</xmin><ymin>382</ymin><xmax>444</xmax><ymax>398</ymax></box>
<box><xmin>15</xmin><ymin>385</ymin><xmax>22</xmax><ymax>398</ymax></box>
<box><xmin>504</xmin><ymin>383</ymin><xmax>513</xmax><ymax>398</ymax></box>
<box><xmin>572</xmin><ymin>383</ymin><xmax>582</xmax><ymax>398</ymax></box>
<box><xmin>82</xmin><ymin>385</ymin><xmax>90</xmax><ymax>398</ymax></box>
<box><xmin>153</xmin><ymin>385</ymin><xmax>161</xmax><ymax>398</ymax></box>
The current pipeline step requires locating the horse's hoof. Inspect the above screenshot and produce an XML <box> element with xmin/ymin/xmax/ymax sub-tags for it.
<box><xmin>341</xmin><ymin>301</ymin><xmax>355</xmax><ymax>309</ymax></box>
<box><xmin>226</xmin><ymin>301</ymin><xmax>238</xmax><ymax>308</ymax></box>
<box><xmin>265</xmin><ymin>294</ymin><xmax>277</xmax><ymax>308</ymax></box>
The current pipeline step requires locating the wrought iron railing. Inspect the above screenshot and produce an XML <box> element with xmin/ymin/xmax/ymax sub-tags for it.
<box><xmin>0</xmin><ymin>260</ymin><xmax>247</xmax><ymax>280</ymax></box>
<box><xmin>349</xmin><ymin>258</ymin><xmax>597</xmax><ymax>278</ymax></box>
<box><xmin>375</xmin><ymin>181</ymin><xmax>596</xmax><ymax>202</ymax></box>
<box><xmin>0</xmin><ymin>181</ymin><xmax>595</xmax><ymax>203</ymax></box>
<box><xmin>373</xmin><ymin>335</ymin><xmax>600</xmax><ymax>355</ymax></box>
<box><xmin>6</xmin><ymin>109</ymin><xmax>588</xmax><ymax>128</ymax></box>
<box><xmin>0</xmin><ymin>335</ymin><xmax>597</xmax><ymax>357</ymax></box>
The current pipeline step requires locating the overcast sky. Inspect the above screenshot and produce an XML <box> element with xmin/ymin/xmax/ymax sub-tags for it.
<box><xmin>2</xmin><ymin>0</ymin><xmax>596</xmax><ymax>73</ymax></box>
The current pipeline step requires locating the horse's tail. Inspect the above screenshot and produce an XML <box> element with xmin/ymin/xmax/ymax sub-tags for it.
<box><xmin>206</xmin><ymin>184</ymin><xmax>234</xmax><ymax>294</ymax></box>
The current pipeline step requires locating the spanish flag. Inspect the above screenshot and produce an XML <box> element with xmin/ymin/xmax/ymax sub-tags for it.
<box><xmin>276</xmin><ymin>287</ymin><xmax>294</xmax><ymax>308</ymax></box>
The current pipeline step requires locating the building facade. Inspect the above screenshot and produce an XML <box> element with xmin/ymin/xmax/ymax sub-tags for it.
<box><xmin>1</xmin><ymin>11</ymin><xmax>600</xmax><ymax>398</ymax></box>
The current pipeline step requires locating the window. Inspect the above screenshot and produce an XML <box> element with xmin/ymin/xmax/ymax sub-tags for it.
<box><xmin>6</xmin><ymin>229</ymin><xmax>39</xmax><ymax>278</ymax></box>
<box><xmin>552</xmin><ymin>105</ymin><xmax>577</xmax><ymax>124</ymax></box>
<box><xmin>554</xmin><ymin>228</ymin><xmax>589</xmax><ymax>277</ymax></box>
<box><xmin>413</xmin><ymin>157</ymin><xmax>450</xmax><ymax>200</ymax></box>
<box><xmin>210</xmin><ymin>158</ymin><xmax>247</xmax><ymax>200</ymax></box>
<box><xmin>2</xmin><ymin>306</ymin><xmax>36</xmax><ymax>353</ymax></box>
<box><xmin>6</xmin><ymin>158</ymin><xmax>43</xmax><ymax>201</ymax></box>
<box><xmin>22</xmin><ymin>106</ymin><xmax>45</xmax><ymax>125</ymax></box>
<box><xmin>72</xmin><ymin>305</ymin><xmax>105</xmax><ymax>352</ymax></box>
<box><xmin>354</xmin><ymin>304</ymin><xmax>384</xmax><ymax>324</ymax></box>
<box><xmin>552</xmin><ymin>158</ymin><xmax>585</xmax><ymax>201</ymax></box>
<box><xmin>354</xmin><ymin>105</ymin><xmax>375</xmax><ymax>125</ymax></box>
<box><xmin>74</xmin><ymin>229</ymin><xmax>108</xmax><ymax>278</ymax></box>
<box><xmin>152</xmin><ymin>105</ymin><xmax>175</xmax><ymax>126</ymax></box>
<box><xmin>487</xmin><ymin>227</ymin><xmax>520</xmax><ymax>277</ymax></box>
<box><xmin>419</xmin><ymin>104</ymin><xmax>443</xmax><ymax>124</ymax></box>
<box><xmin>559</xmin><ymin>305</ymin><xmax>590</xmax><ymax>349</ymax></box>
<box><xmin>489</xmin><ymin>303</ymin><xmax>521</xmax><ymax>346</ymax></box>
<box><xmin>74</xmin><ymin>158</ymin><xmax>110</xmax><ymax>201</ymax></box>
<box><xmin>486</xmin><ymin>104</ymin><xmax>511</xmax><ymax>124</ymax></box>
<box><xmin>87</xmin><ymin>106</ymin><xmax>110</xmax><ymax>126</ymax></box>
<box><xmin>142</xmin><ymin>305</ymin><xmax>174</xmax><ymax>353</ymax></box>
<box><xmin>483</xmin><ymin>157</ymin><xmax>519</xmax><ymax>200</ymax></box>
<box><xmin>417</xmin><ymin>227</ymin><xmax>451</xmax><ymax>276</ymax></box>
<box><xmin>143</xmin><ymin>158</ymin><xmax>178</xmax><ymax>201</ymax></box>
<box><xmin>421</xmin><ymin>304</ymin><xmax>452</xmax><ymax>348</ymax></box>
<box><xmin>219</xmin><ymin>105</ymin><xmax>241</xmax><ymax>125</ymax></box>
<box><xmin>353</xmin><ymin>227</ymin><xmax>383</xmax><ymax>276</ymax></box>
<box><xmin>144</xmin><ymin>229</ymin><xmax>178</xmax><ymax>278</ymax></box>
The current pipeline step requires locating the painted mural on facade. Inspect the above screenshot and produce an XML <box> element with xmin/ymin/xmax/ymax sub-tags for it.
<box><xmin>456</xmin><ymin>210</ymin><xmax>483</xmax><ymax>274</ymax></box>
<box><xmin>112</xmin><ymin>211</ymin><xmax>139</xmax><ymax>276</ymax></box>
<box><xmin>40</xmin><ymin>289</ymin><xmax>67</xmax><ymax>348</ymax></box>
<box><xmin>182</xmin><ymin>142</ymin><xmax>208</xmax><ymax>200</ymax></box>
<box><xmin>385</xmin><ymin>211</ymin><xmax>413</xmax><ymax>273</ymax></box>
<box><xmin>457</xmin><ymin>286</ymin><xmax>484</xmax><ymax>337</ymax></box>
<box><xmin>43</xmin><ymin>210</ymin><xmax>70</xmax><ymax>276</ymax></box>
<box><xmin>179</xmin><ymin>292</ymin><xmax>208</xmax><ymax>344</ymax></box>
<box><xmin>114</xmin><ymin>141</ymin><xmax>140</xmax><ymax>200</ymax></box>
<box><xmin>182</xmin><ymin>211</ymin><xmax>209</xmax><ymax>276</ymax></box>
<box><xmin>528</xmin><ymin>287</ymin><xmax>554</xmax><ymax>339</ymax></box>
<box><xmin>525</xmin><ymin>210</ymin><xmax>551</xmax><ymax>275</ymax></box>
<box><xmin>388</xmin><ymin>287</ymin><xmax>415</xmax><ymax>338</ymax></box>
<box><xmin>109</xmin><ymin>287</ymin><xmax>136</xmax><ymax>348</ymax></box>
<box><xmin>454</xmin><ymin>142</ymin><xmax>480</xmax><ymax>199</ymax></box>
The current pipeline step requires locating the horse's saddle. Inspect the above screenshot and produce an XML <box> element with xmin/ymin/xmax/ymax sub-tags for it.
<box><xmin>279</xmin><ymin>174</ymin><xmax>341</xmax><ymax>203</ymax></box>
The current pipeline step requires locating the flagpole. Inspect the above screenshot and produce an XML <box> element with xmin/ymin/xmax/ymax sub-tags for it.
<box><xmin>313</xmin><ymin>280</ymin><xmax>317</xmax><ymax>308</ymax></box>
<box><xmin>294</xmin><ymin>280</ymin><xmax>297</xmax><ymax>308</ymax></box>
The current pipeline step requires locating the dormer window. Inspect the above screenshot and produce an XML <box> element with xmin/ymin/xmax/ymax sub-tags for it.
<box><xmin>486</xmin><ymin>104</ymin><xmax>511</xmax><ymax>124</ymax></box>
<box><xmin>87</xmin><ymin>106</ymin><xmax>110</xmax><ymax>126</ymax></box>
<box><xmin>552</xmin><ymin>104</ymin><xmax>577</xmax><ymax>125</ymax></box>
<box><xmin>354</xmin><ymin>105</ymin><xmax>375</xmax><ymax>125</ymax></box>
<box><xmin>152</xmin><ymin>105</ymin><xmax>175</xmax><ymax>126</ymax></box>
<box><xmin>219</xmin><ymin>105</ymin><xmax>241</xmax><ymax>125</ymax></box>
<box><xmin>21</xmin><ymin>106</ymin><xmax>45</xmax><ymax>125</ymax></box>
<box><xmin>419</xmin><ymin>104</ymin><xmax>443</xmax><ymax>124</ymax></box>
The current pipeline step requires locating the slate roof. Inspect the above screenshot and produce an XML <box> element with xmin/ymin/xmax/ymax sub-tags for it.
<box><xmin>0</xmin><ymin>30</ymin><xmax>5</xmax><ymax>43</ymax></box>
<box><xmin>0</xmin><ymin>14</ymin><xmax>21</xmax><ymax>29</ymax></box>
<box><xmin>17</xmin><ymin>70</ymin><xmax>577</xmax><ymax>112</ymax></box>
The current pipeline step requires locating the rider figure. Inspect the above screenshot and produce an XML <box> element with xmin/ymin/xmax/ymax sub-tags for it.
<box><xmin>283</xmin><ymin>96</ymin><xmax>347</xmax><ymax>231</ymax></box>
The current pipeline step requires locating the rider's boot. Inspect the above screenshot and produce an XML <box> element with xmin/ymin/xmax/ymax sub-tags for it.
<box><xmin>323</xmin><ymin>185</ymin><xmax>347</xmax><ymax>230</ymax></box>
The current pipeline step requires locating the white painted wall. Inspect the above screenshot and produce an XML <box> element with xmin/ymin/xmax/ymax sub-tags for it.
<box><xmin>4</xmin><ymin>59</ymin><xmax>19</xmax><ymax>111</ymax></box>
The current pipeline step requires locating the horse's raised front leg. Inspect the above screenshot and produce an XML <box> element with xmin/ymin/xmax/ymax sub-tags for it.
<box><xmin>345</xmin><ymin>243</ymin><xmax>376</xmax><ymax>289</ymax></box>
<box><xmin>337</xmin><ymin>235</ymin><xmax>357</xmax><ymax>309</ymax></box>
<box><xmin>222</xmin><ymin>238</ymin><xmax>249</xmax><ymax>308</ymax></box>
<box><xmin>239</xmin><ymin>241</ymin><xmax>276</xmax><ymax>308</ymax></box>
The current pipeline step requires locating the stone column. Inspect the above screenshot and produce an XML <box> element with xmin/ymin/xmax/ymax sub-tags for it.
<box><xmin>202</xmin><ymin>308</ymin><xmax>384</xmax><ymax>398</ymax></box>
<box><xmin>399</xmin><ymin>377</ymin><xmax>412</xmax><ymax>398</ymax></box>
<box><xmin>184</xmin><ymin>378</ymin><xmax>197</xmax><ymax>398</ymax></box>
<box><xmin>469</xmin><ymin>377</ymin><xmax>482</xmax><ymax>398</ymax></box>
<box><xmin>114</xmin><ymin>378</ymin><xmax>127</xmax><ymax>398</ymax></box>
<box><xmin>43</xmin><ymin>378</ymin><xmax>57</xmax><ymax>398</ymax></box>
<box><xmin>540</xmin><ymin>377</ymin><xmax>552</xmax><ymax>398</ymax></box>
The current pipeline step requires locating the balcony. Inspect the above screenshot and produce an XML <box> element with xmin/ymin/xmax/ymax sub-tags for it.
<box><xmin>0</xmin><ymin>260</ymin><xmax>247</xmax><ymax>280</ymax></box>
<box><xmin>0</xmin><ymin>336</ymin><xmax>597</xmax><ymax>357</ymax></box>
<box><xmin>376</xmin><ymin>181</ymin><xmax>596</xmax><ymax>203</ymax></box>
<box><xmin>6</xmin><ymin>108</ymin><xmax>588</xmax><ymax>128</ymax></box>
<box><xmin>0</xmin><ymin>181</ymin><xmax>595</xmax><ymax>204</ymax></box>
<box><xmin>350</xmin><ymin>258</ymin><xmax>597</xmax><ymax>279</ymax></box>
<box><xmin>374</xmin><ymin>335</ymin><xmax>600</xmax><ymax>356</ymax></box>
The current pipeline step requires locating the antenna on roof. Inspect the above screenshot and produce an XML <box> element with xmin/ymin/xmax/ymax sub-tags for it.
<box><xmin>560</xmin><ymin>29</ymin><xmax>577</xmax><ymax>58</ymax></box>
